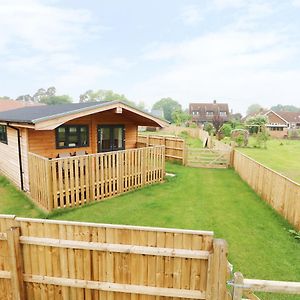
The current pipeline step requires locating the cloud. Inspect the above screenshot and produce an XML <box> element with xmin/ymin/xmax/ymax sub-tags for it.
<box><xmin>181</xmin><ymin>5</ymin><xmax>203</xmax><ymax>25</ymax></box>
<box><xmin>134</xmin><ymin>19</ymin><xmax>300</xmax><ymax>114</ymax></box>
<box><xmin>0</xmin><ymin>0</ymin><xmax>114</xmax><ymax>99</ymax></box>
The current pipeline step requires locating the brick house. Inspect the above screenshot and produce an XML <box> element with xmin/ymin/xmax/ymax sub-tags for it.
<box><xmin>189</xmin><ymin>100</ymin><xmax>229</xmax><ymax>125</ymax></box>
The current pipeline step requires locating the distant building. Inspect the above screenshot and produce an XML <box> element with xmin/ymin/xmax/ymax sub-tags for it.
<box><xmin>0</xmin><ymin>99</ymin><xmax>45</xmax><ymax>113</ymax></box>
<box><xmin>189</xmin><ymin>100</ymin><xmax>229</xmax><ymax>124</ymax></box>
<box><xmin>243</xmin><ymin>110</ymin><xmax>300</xmax><ymax>138</ymax></box>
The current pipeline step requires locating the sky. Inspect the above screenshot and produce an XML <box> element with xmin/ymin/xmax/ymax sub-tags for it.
<box><xmin>1</xmin><ymin>0</ymin><xmax>300</xmax><ymax>115</ymax></box>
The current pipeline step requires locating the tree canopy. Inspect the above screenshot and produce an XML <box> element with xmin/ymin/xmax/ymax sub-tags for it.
<box><xmin>39</xmin><ymin>95</ymin><xmax>72</xmax><ymax>105</ymax></box>
<box><xmin>16</xmin><ymin>87</ymin><xmax>72</xmax><ymax>105</ymax></box>
<box><xmin>152</xmin><ymin>98</ymin><xmax>181</xmax><ymax>123</ymax></box>
<box><xmin>271</xmin><ymin>104</ymin><xmax>300</xmax><ymax>112</ymax></box>
<box><xmin>79</xmin><ymin>89</ymin><xmax>146</xmax><ymax>111</ymax></box>
<box><xmin>246</xmin><ymin>103</ymin><xmax>263</xmax><ymax>115</ymax></box>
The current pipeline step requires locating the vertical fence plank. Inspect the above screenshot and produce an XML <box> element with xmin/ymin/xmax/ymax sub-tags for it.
<box><xmin>232</xmin><ymin>272</ymin><xmax>244</xmax><ymax>300</ymax></box>
<box><xmin>7</xmin><ymin>227</ymin><xmax>25</xmax><ymax>300</ymax></box>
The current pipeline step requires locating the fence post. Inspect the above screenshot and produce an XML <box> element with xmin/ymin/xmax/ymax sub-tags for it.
<box><xmin>7</xmin><ymin>227</ymin><xmax>25</xmax><ymax>300</ymax></box>
<box><xmin>146</xmin><ymin>135</ymin><xmax>150</xmax><ymax>147</ymax></box>
<box><xmin>206</xmin><ymin>239</ymin><xmax>229</xmax><ymax>300</ymax></box>
<box><xmin>46</xmin><ymin>159</ymin><xmax>53</xmax><ymax>211</ymax></box>
<box><xmin>232</xmin><ymin>272</ymin><xmax>244</xmax><ymax>300</ymax></box>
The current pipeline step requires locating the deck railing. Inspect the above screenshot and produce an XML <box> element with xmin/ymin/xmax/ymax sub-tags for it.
<box><xmin>28</xmin><ymin>146</ymin><xmax>165</xmax><ymax>211</ymax></box>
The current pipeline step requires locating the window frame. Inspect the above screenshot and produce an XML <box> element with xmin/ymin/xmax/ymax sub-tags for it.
<box><xmin>0</xmin><ymin>125</ymin><xmax>8</xmax><ymax>144</ymax></box>
<box><xmin>55</xmin><ymin>125</ymin><xmax>89</xmax><ymax>149</ymax></box>
<box><xmin>97</xmin><ymin>124</ymin><xmax>125</xmax><ymax>153</ymax></box>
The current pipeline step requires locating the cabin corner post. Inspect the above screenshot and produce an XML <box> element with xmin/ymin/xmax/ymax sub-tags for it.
<box><xmin>206</xmin><ymin>238</ymin><xmax>229</xmax><ymax>300</ymax></box>
<box><xmin>7</xmin><ymin>227</ymin><xmax>26</xmax><ymax>300</ymax></box>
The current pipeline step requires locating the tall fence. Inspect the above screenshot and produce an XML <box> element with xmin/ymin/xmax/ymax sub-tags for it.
<box><xmin>233</xmin><ymin>150</ymin><xmax>300</xmax><ymax>230</ymax></box>
<box><xmin>0</xmin><ymin>215</ymin><xmax>231</xmax><ymax>300</ymax></box>
<box><xmin>28</xmin><ymin>146</ymin><xmax>165</xmax><ymax>212</ymax></box>
<box><xmin>138</xmin><ymin>135</ymin><xmax>185</xmax><ymax>164</ymax></box>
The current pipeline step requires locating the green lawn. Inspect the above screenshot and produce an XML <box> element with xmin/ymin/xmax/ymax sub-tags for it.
<box><xmin>238</xmin><ymin>138</ymin><xmax>300</xmax><ymax>183</ymax></box>
<box><xmin>0</xmin><ymin>164</ymin><xmax>299</xmax><ymax>299</ymax></box>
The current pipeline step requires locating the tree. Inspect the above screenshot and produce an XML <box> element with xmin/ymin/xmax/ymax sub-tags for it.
<box><xmin>245</xmin><ymin>115</ymin><xmax>268</xmax><ymax>134</ymax></box>
<box><xmin>79</xmin><ymin>89</ymin><xmax>133</xmax><ymax>105</ymax></box>
<box><xmin>171</xmin><ymin>109</ymin><xmax>191</xmax><ymax>126</ymax></box>
<box><xmin>271</xmin><ymin>104</ymin><xmax>300</xmax><ymax>112</ymax></box>
<box><xmin>16</xmin><ymin>94</ymin><xmax>33</xmax><ymax>102</ymax></box>
<box><xmin>39</xmin><ymin>95</ymin><xmax>72</xmax><ymax>105</ymax></box>
<box><xmin>212</xmin><ymin>115</ymin><xmax>224</xmax><ymax>133</ymax></box>
<box><xmin>152</xmin><ymin>98</ymin><xmax>181</xmax><ymax>123</ymax></box>
<box><xmin>246</xmin><ymin>104</ymin><xmax>263</xmax><ymax>115</ymax></box>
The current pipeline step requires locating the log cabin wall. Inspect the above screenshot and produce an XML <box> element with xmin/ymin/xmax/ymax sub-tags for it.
<box><xmin>28</xmin><ymin>109</ymin><xmax>139</xmax><ymax>158</ymax></box>
<box><xmin>0</xmin><ymin>127</ymin><xmax>29</xmax><ymax>190</ymax></box>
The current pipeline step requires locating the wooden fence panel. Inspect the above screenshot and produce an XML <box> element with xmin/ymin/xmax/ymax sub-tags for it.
<box><xmin>28</xmin><ymin>146</ymin><xmax>165</xmax><ymax>211</ymax></box>
<box><xmin>138</xmin><ymin>135</ymin><xmax>185</xmax><ymax>164</ymax></box>
<box><xmin>233</xmin><ymin>150</ymin><xmax>300</xmax><ymax>230</ymax></box>
<box><xmin>0</xmin><ymin>215</ymin><xmax>234</xmax><ymax>300</ymax></box>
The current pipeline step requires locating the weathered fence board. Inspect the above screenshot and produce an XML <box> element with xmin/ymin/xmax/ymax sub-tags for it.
<box><xmin>0</xmin><ymin>215</ymin><xmax>232</xmax><ymax>300</ymax></box>
<box><xmin>28</xmin><ymin>146</ymin><xmax>165</xmax><ymax>211</ymax></box>
<box><xmin>233</xmin><ymin>150</ymin><xmax>300</xmax><ymax>230</ymax></box>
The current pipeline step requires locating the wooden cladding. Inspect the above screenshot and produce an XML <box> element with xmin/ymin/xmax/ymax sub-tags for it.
<box><xmin>28</xmin><ymin>146</ymin><xmax>165</xmax><ymax>211</ymax></box>
<box><xmin>138</xmin><ymin>135</ymin><xmax>186</xmax><ymax>164</ymax></box>
<box><xmin>233</xmin><ymin>150</ymin><xmax>300</xmax><ymax>230</ymax></box>
<box><xmin>0</xmin><ymin>215</ymin><xmax>231</xmax><ymax>300</ymax></box>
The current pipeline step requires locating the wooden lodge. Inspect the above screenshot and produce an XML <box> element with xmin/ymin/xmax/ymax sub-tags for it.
<box><xmin>0</xmin><ymin>101</ymin><xmax>168</xmax><ymax>211</ymax></box>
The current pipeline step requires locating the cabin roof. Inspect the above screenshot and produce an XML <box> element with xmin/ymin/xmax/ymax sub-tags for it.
<box><xmin>0</xmin><ymin>101</ymin><xmax>169</xmax><ymax>129</ymax></box>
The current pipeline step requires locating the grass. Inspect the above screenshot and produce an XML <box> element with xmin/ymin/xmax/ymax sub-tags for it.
<box><xmin>0</xmin><ymin>164</ymin><xmax>299</xmax><ymax>299</ymax></box>
<box><xmin>0</xmin><ymin>176</ymin><xmax>46</xmax><ymax>218</ymax></box>
<box><xmin>238</xmin><ymin>138</ymin><xmax>300</xmax><ymax>183</ymax></box>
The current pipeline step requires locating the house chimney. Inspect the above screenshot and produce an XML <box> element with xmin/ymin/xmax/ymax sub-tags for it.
<box><xmin>213</xmin><ymin>100</ymin><xmax>217</xmax><ymax>104</ymax></box>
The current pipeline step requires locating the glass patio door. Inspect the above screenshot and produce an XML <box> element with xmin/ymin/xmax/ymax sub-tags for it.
<box><xmin>97</xmin><ymin>125</ymin><xmax>125</xmax><ymax>152</ymax></box>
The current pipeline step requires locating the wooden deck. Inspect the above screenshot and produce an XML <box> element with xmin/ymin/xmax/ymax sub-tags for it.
<box><xmin>28</xmin><ymin>146</ymin><xmax>165</xmax><ymax>211</ymax></box>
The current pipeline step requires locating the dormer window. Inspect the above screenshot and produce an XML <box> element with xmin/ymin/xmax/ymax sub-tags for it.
<box><xmin>206</xmin><ymin>111</ymin><xmax>214</xmax><ymax>116</ymax></box>
<box><xmin>220</xmin><ymin>111</ymin><xmax>227</xmax><ymax>116</ymax></box>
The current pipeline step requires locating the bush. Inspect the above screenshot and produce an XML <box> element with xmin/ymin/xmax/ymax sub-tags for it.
<box><xmin>204</xmin><ymin>122</ymin><xmax>214</xmax><ymax>135</ymax></box>
<box><xmin>254</xmin><ymin>130</ymin><xmax>270</xmax><ymax>148</ymax></box>
<box><xmin>221</xmin><ymin>123</ymin><xmax>233</xmax><ymax>137</ymax></box>
<box><xmin>231</xmin><ymin>129</ymin><xmax>249</xmax><ymax>147</ymax></box>
<box><xmin>189</xmin><ymin>123</ymin><xmax>197</xmax><ymax>128</ymax></box>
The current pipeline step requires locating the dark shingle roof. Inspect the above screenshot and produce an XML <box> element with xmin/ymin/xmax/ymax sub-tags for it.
<box><xmin>0</xmin><ymin>101</ymin><xmax>116</xmax><ymax>124</ymax></box>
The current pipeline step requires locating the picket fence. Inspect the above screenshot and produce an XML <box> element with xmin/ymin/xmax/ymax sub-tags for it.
<box><xmin>28</xmin><ymin>146</ymin><xmax>165</xmax><ymax>212</ymax></box>
<box><xmin>0</xmin><ymin>215</ymin><xmax>231</xmax><ymax>300</ymax></box>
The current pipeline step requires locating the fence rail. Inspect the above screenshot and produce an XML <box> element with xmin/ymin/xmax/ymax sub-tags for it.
<box><xmin>233</xmin><ymin>150</ymin><xmax>300</xmax><ymax>230</ymax></box>
<box><xmin>0</xmin><ymin>215</ymin><xmax>231</xmax><ymax>300</ymax></box>
<box><xmin>230</xmin><ymin>272</ymin><xmax>300</xmax><ymax>299</ymax></box>
<box><xmin>28</xmin><ymin>146</ymin><xmax>165</xmax><ymax>211</ymax></box>
<box><xmin>186</xmin><ymin>148</ymin><xmax>231</xmax><ymax>168</ymax></box>
<box><xmin>138</xmin><ymin>134</ymin><xmax>185</xmax><ymax>164</ymax></box>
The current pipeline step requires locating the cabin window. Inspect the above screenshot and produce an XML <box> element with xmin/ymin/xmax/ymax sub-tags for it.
<box><xmin>0</xmin><ymin>125</ymin><xmax>7</xmax><ymax>144</ymax></box>
<box><xmin>56</xmin><ymin>125</ymin><xmax>89</xmax><ymax>149</ymax></box>
<box><xmin>98</xmin><ymin>125</ymin><xmax>125</xmax><ymax>152</ymax></box>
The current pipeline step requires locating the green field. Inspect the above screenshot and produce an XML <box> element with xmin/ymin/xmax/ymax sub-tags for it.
<box><xmin>239</xmin><ymin>138</ymin><xmax>300</xmax><ymax>183</ymax></box>
<box><xmin>0</xmin><ymin>164</ymin><xmax>299</xmax><ymax>299</ymax></box>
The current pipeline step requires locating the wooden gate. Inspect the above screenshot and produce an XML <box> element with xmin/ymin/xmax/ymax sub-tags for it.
<box><xmin>186</xmin><ymin>148</ymin><xmax>231</xmax><ymax>168</ymax></box>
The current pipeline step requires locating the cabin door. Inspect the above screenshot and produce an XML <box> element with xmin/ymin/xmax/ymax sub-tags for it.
<box><xmin>97</xmin><ymin>125</ymin><xmax>125</xmax><ymax>152</ymax></box>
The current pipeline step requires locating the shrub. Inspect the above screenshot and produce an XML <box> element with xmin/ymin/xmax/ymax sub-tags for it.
<box><xmin>231</xmin><ymin>129</ymin><xmax>249</xmax><ymax>147</ymax></box>
<box><xmin>221</xmin><ymin>123</ymin><xmax>233</xmax><ymax>137</ymax></box>
<box><xmin>204</xmin><ymin>122</ymin><xmax>214</xmax><ymax>135</ymax></box>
